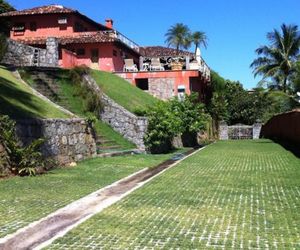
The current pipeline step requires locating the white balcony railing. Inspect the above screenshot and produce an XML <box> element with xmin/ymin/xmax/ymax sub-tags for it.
<box><xmin>105</xmin><ymin>30</ymin><xmax>139</xmax><ymax>52</ymax></box>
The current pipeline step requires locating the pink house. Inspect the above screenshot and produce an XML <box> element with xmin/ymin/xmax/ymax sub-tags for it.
<box><xmin>1</xmin><ymin>4</ymin><xmax>211</xmax><ymax>102</ymax></box>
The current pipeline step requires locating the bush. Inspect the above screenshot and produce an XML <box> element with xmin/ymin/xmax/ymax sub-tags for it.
<box><xmin>69</xmin><ymin>66</ymin><xmax>103</xmax><ymax>115</ymax></box>
<box><xmin>144</xmin><ymin>102</ymin><xmax>181</xmax><ymax>154</ymax></box>
<box><xmin>0</xmin><ymin>115</ymin><xmax>49</xmax><ymax>176</ymax></box>
<box><xmin>144</xmin><ymin>95</ymin><xmax>210</xmax><ymax>153</ymax></box>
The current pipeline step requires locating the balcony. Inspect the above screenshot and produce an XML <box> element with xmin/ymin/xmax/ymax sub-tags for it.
<box><xmin>104</xmin><ymin>30</ymin><xmax>140</xmax><ymax>52</ymax></box>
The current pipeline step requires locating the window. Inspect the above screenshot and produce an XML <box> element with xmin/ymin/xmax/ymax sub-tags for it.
<box><xmin>77</xmin><ymin>48</ymin><xmax>85</xmax><ymax>56</ymax></box>
<box><xmin>58</xmin><ymin>17</ymin><xmax>67</xmax><ymax>24</ymax></box>
<box><xmin>136</xmin><ymin>78</ymin><xmax>149</xmax><ymax>91</ymax></box>
<box><xmin>113</xmin><ymin>50</ymin><xmax>117</xmax><ymax>56</ymax></box>
<box><xmin>30</xmin><ymin>22</ymin><xmax>36</xmax><ymax>31</ymax></box>
<box><xmin>12</xmin><ymin>23</ymin><xmax>25</xmax><ymax>35</ymax></box>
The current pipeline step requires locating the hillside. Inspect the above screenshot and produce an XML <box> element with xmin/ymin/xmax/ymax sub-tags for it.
<box><xmin>0</xmin><ymin>66</ymin><xmax>70</xmax><ymax>119</ymax></box>
<box><xmin>91</xmin><ymin>70</ymin><xmax>160</xmax><ymax>114</ymax></box>
<box><xmin>19</xmin><ymin>67</ymin><xmax>136</xmax><ymax>150</ymax></box>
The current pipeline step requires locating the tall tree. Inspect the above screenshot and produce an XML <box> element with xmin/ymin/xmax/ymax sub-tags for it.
<box><xmin>191</xmin><ymin>31</ymin><xmax>207</xmax><ymax>55</ymax></box>
<box><xmin>0</xmin><ymin>0</ymin><xmax>15</xmax><ymax>35</ymax></box>
<box><xmin>251</xmin><ymin>24</ymin><xmax>300</xmax><ymax>93</ymax></box>
<box><xmin>165</xmin><ymin>23</ymin><xmax>191</xmax><ymax>55</ymax></box>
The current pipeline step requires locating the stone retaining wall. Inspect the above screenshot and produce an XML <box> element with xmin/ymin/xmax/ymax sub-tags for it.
<box><xmin>2</xmin><ymin>38</ymin><xmax>58</xmax><ymax>67</ymax></box>
<box><xmin>16</xmin><ymin>118</ymin><xmax>97</xmax><ymax>164</ymax></box>
<box><xmin>82</xmin><ymin>75</ymin><xmax>148</xmax><ymax>150</ymax></box>
<box><xmin>148</xmin><ymin>78</ymin><xmax>174</xmax><ymax>100</ymax></box>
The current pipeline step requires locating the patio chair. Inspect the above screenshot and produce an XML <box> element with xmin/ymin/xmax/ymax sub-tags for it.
<box><xmin>123</xmin><ymin>59</ymin><xmax>138</xmax><ymax>72</ymax></box>
<box><xmin>150</xmin><ymin>58</ymin><xmax>164</xmax><ymax>71</ymax></box>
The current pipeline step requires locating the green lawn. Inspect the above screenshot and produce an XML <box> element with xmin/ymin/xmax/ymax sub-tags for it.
<box><xmin>0</xmin><ymin>66</ymin><xmax>69</xmax><ymax>119</ymax></box>
<box><xmin>0</xmin><ymin>153</ymin><xmax>177</xmax><ymax>238</ymax></box>
<box><xmin>48</xmin><ymin>140</ymin><xmax>300</xmax><ymax>249</ymax></box>
<box><xmin>91</xmin><ymin>70</ymin><xmax>159</xmax><ymax>114</ymax></box>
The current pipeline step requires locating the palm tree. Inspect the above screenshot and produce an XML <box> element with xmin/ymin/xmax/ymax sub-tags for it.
<box><xmin>165</xmin><ymin>23</ymin><xmax>191</xmax><ymax>55</ymax></box>
<box><xmin>191</xmin><ymin>31</ymin><xmax>208</xmax><ymax>55</ymax></box>
<box><xmin>251</xmin><ymin>24</ymin><xmax>300</xmax><ymax>93</ymax></box>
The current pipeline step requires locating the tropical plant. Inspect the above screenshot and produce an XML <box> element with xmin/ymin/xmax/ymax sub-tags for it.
<box><xmin>251</xmin><ymin>24</ymin><xmax>300</xmax><ymax>93</ymax></box>
<box><xmin>191</xmin><ymin>31</ymin><xmax>207</xmax><ymax>55</ymax></box>
<box><xmin>165</xmin><ymin>23</ymin><xmax>191</xmax><ymax>55</ymax></box>
<box><xmin>0</xmin><ymin>115</ymin><xmax>47</xmax><ymax>176</ymax></box>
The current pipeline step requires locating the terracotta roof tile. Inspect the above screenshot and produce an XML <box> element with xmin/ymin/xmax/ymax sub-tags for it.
<box><xmin>140</xmin><ymin>46</ymin><xmax>194</xmax><ymax>58</ymax></box>
<box><xmin>14</xmin><ymin>31</ymin><xmax>115</xmax><ymax>45</ymax></box>
<box><xmin>0</xmin><ymin>5</ymin><xmax>76</xmax><ymax>16</ymax></box>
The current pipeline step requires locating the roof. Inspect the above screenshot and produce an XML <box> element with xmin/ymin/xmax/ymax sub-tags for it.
<box><xmin>140</xmin><ymin>46</ymin><xmax>194</xmax><ymax>58</ymax></box>
<box><xmin>0</xmin><ymin>5</ymin><xmax>75</xmax><ymax>16</ymax></box>
<box><xmin>0</xmin><ymin>4</ymin><xmax>109</xmax><ymax>30</ymax></box>
<box><xmin>14</xmin><ymin>31</ymin><xmax>115</xmax><ymax>45</ymax></box>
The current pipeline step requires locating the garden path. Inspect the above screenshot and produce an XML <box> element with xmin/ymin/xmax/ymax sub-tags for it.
<box><xmin>0</xmin><ymin>148</ymin><xmax>201</xmax><ymax>250</ymax></box>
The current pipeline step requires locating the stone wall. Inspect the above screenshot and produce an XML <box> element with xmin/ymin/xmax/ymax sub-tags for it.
<box><xmin>16</xmin><ymin>118</ymin><xmax>97</xmax><ymax>164</ymax></box>
<box><xmin>219</xmin><ymin>121</ymin><xmax>229</xmax><ymax>140</ymax></box>
<box><xmin>148</xmin><ymin>78</ymin><xmax>174</xmax><ymax>100</ymax></box>
<box><xmin>82</xmin><ymin>75</ymin><xmax>148</xmax><ymax>150</ymax></box>
<box><xmin>2</xmin><ymin>38</ymin><xmax>58</xmax><ymax>67</ymax></box>
<box><xmin>219</xmin><ymin>122</ymin><xmax>262</xmax><ymax>140</ymax></box>
<box><xmin>261</xmin><ymin>110</ymin><xmax>300</xmax><ymax>144</ymax></box>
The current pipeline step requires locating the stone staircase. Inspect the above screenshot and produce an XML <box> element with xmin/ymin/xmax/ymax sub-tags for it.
<box><xmin>22</xmin><ymin>67</ymin><xmax>127</xmax><ymax>154</ymax></box>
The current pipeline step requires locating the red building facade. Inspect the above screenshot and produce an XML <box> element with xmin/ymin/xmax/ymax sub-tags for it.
<box><xmin>0</xmin><ymin>4</ymin><xmax>211</xmax><ymax>101</ymax></box>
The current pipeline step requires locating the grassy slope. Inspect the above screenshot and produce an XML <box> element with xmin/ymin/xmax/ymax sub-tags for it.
<box><xmin>21</xmin><ymin>68</ymin><xmax>135</xmax><ymax>149</ymax></box>
<box><xmin>48</xmin><ymin>140</ymin><xmax>300</xmax><ymax>249</ymax></box>
<box><xmin>91</xmin><ymin>70</ymin><xmax>159</xmax><ymax>113</ymax></box>
<box><xmin>57</xmin><ymin>70</ymin><xmax>135</xmax><ymax>149</ymax></box>
<box><xmin>0</xmin><ymin>66</ymin><xmax>69</xmax><ymax>119</ymax></box>
<box><xmin>0</xmin><ymin>153</ymin><xmax>178</xmax><ymax>238</ymax></box>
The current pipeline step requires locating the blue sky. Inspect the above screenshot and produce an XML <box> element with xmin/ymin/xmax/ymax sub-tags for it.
<box><xmin>9</xmin><ymin>0</ymin><xmax>300</xmax><ymax>89</ymax></box>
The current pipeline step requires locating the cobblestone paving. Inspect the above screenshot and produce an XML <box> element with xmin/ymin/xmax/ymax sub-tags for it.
<box><xmin>48</xmin><ymin>140</ymin><xmax>300</xmax><ymax>249</ymax></box>
<box><xmin>0</xmin><ymin>154</ymin><xmax>173</xmax><ymax>238</ymax></box>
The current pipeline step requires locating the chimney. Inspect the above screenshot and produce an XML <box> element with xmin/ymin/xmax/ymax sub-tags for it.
<box><xmin>105</xmin><ymin>19</ymin><xmax>113</xmax><ymax>29</ymax></box>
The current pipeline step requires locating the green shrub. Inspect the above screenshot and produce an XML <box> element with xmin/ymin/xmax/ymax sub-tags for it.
<box><xmin>145</xmin><ymin>94</ymin><xmax>210</xmax><ymax>153</ymax></box>
<box><xmin>68</xmin><ymin>66</ymin><xmax>103</xmax><ymax>115</ymax></box>
<box><xmin>0</xmin><ymin>115</ymin><xmax>49</xmax><ymax>176</ymax></box>
<box><xmin>144</xmin><ymin>102</ymin><xmax>181</xmax><ymax>154</ymax></box>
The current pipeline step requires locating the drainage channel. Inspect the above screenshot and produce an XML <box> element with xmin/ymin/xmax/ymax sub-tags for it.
<box><xmin>0</xmin><ymin>147</ymin><xmax>203</xmax><ymax>250</ymax></box>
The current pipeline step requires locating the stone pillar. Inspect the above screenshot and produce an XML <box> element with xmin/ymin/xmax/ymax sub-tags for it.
<box><xmin>219</xmin><ymin>121</ymin><xmax>228</xmax><ymax>140</ymax></box>
<box><xmin>185</xmin><ymin>56</ymin><xmax>190</xmax><ymax>70</ymax></box>
<box><xmin>253</xmin><ymin>122</ymin><xmax>262</xmax><ymax>139</ymax></box>
<box><xmin>46</xmin><ymin>37</ymin><xmax>59</xmax><ymax>67</ymax></box>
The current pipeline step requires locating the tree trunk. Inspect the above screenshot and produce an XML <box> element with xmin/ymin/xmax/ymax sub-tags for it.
<box><xmin>283</xmin><ymin>75</ymin><xmax>288</xmax><ymax>93</ymax></box>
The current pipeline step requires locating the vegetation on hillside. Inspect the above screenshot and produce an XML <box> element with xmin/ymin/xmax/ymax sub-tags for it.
<box><xmin>0</xmin><ymin>66</ymin><xmax>70</xmax><ymax>119</ymax></box>
<box><xmin>208</xmin><ymin>70</ymin><xmax>299</xmax><ymax>127</ymax></box>
<box><xmin>91</xmin><ymin>70</ymin><xmax>159</xmax><ymax>115</ymax></box>
<box><xmin>20</xmin><ymin>67</ymin><xmax>135</xmax><ymax>150</ymax></box>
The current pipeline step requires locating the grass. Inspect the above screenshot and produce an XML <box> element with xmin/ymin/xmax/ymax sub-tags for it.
<box><xmin>0</xmin><ymin>152</ymin><xmax>177</xmax><ymax>238</ymax></box>
<box><xmin>91</xmin><ymin>70</ymin><xmax>159</xmax><ymax>114</ymax></box>
<box><xmin>0</xmin><ymin>66</ymin><xmax>69</xmax><ymax>119</ymax></box>
<box><xmin>47</xmin><ymin>140</ymin><xmax>300</xmax><ymax>249</ymax></box>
